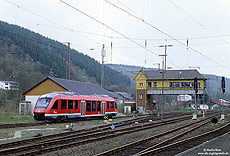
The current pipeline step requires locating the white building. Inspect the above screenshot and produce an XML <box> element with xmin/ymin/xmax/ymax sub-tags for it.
<box><xmin>0</xmin><ymin>81</ymin><xmax>18</xmax><ymax>90</ymax></box>
<box><xmin>177</xmin><ymin>94</ymin><xmax>192</xmax><ymax>102</ymax></box>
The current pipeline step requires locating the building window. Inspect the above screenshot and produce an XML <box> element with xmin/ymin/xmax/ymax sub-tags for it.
<box><xmin>139</xmin><ymin>83</ymin><xmax>143</xmax><ymax>87</ymax></box>
<box><xmin>169</xmin><ymin>82</ymin><xmax>180</xmax><ymax>88</ymax></box>
<box><xmin>181</xmin><ymin>82</ymin><xmax>191</xmax><ymax>88</ymax></box>
<box><xmin>5</xmin><ymin>83</ymin><xmax>8</xmax><ymax>85</ymax></box>
<box><xmin>139</xmin><ymin>94</ymin><xmax>143</xmax><ymax>99</ymax></box>
<box><xmin>153</xmin><ymin>82</ymin><xmax>157</xmax><ymax>87</ymax></box>
<box><xmin>148</xmin><ymin>82</ymin><xmax>152</xmax><ymax>88</ymax></box>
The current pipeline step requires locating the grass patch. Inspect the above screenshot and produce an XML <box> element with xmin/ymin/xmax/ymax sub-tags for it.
<box><xmin>0</xmin><ymin>112</ymin><xmax>34</xmax><ymax>124</ymax></box>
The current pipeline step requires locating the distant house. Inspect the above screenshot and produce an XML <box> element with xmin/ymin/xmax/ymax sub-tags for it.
<box><xmin>23</xmin><ymin>76</ymin><xmax>118</xmax><ymax>113</ymax></box>
<box><xmin>114</xmin><ymin>92</ymin><xmax>133</xmax><ymax>104</ymax></box>
<box><xmin>0</xmin><ymin>81</ymin><xmax>18</xmax><ymax>90</ymax></box>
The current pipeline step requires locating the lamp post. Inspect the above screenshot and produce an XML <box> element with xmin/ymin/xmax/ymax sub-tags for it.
<box><xmin>63</xmin><ymin>42</ymin><xmax>71</xmax><ymax>80</ymax></box>
<box><xmin>89</xmin><ymin>45</ymin><xmax>106</xmax><ymax>88</ymax></box>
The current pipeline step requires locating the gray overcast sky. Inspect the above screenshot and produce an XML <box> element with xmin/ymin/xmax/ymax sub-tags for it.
<box><xmin>1</xmin><ymin>0</ymin><xmax>230</xmax><ymax>77</ymax></box>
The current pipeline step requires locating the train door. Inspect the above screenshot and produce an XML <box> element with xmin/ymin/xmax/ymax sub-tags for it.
<box><xmin>102</xmin><ymin>101</ymin><xmax>105</xmax><ymax>115</ymax></box>
<box><xmin>81</xmin><ymin>100</ymin><xmax>85</xmax><ymax>115</ymax></box>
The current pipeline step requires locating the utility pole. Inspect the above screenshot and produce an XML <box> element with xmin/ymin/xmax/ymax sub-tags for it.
<box><xmin>101</xmin><ymin>44</ymin><xmax>106</xmax><ymax>88</ymax></box>
<box><xmin>159</xmin><ymin>44</ymin><xmax>173</xmax><ymax>70</ymax></box>
<box><xmin>64</xmin><ymin>42</ymin><xmax>71</xmax><ymax>80</ymax></box>
<box><xmin>159</xmin><ymin>55</ymin><xmax>165</xmax><ymax>119</ymax></box>
<box><xmin>158</xmin><ymin>44</ymin><xmax>172</xmax><ymax>119</ymax></box>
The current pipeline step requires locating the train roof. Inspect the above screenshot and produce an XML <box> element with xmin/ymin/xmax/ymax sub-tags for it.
<box><xmin>40</xmin><ymin>92</ymin><xmax>115</xmax><ymax>100</ymax></box>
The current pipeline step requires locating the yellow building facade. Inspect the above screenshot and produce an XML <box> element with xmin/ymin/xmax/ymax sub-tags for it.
<box><xmin>134</xmin><ymin>70</ymin><xmax>206</xmax><ymax>110</ymax></box>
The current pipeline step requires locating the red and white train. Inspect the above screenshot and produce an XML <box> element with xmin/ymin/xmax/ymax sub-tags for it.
<box><xmin>33</xmin><ymin>92</ymin><xmax>117</xmax><ymax>121</ymax></box>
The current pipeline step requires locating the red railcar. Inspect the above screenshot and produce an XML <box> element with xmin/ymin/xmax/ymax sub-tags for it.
<box><xmin>33</xmin><ymin>92</ymin><xmax>117</xmax><ymax>121</ymax></box>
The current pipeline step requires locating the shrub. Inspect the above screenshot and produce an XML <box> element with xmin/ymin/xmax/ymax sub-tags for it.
<box><xmin>211</xmin><ymin>116</ymin><xmax>218</xmax><ymax>124</ymax></box>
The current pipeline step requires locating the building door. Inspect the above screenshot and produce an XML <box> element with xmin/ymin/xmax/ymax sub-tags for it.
<box><xmin>81</xmin><ymin>101</ymin><xmax>85</xmax><ymax>115</ymax></box>
<box><xmin>102</xmin><ymin>101</ymin><xmax>105</xmax><ymax>115</ymax></box>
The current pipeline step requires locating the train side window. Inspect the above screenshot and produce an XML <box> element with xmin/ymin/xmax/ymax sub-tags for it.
<box><xmin>111</xmin><ymin>101</ymin><xmax>114</xmax><ymax>109</ymax></box>
<box><xmin>51</xmin><ymin>100</ymin><xmax>58</xmax><ymax>109</ymax></box>
<box><xmin>92</xmin><ymin>101</ymin><xmax>96</xmax><ymax>112</ymax></box>
<box><xmin>75</xmin><ymin>100</ymin><xmax>78</xmax><ymax>109</ymax></box>
<box><xmin>61</xmin><ymin>100</ymin><xmax>67</xmax><ymax>109</ymax></box>
<box><xmin>68</xmin><ymin>100</ymin><xmax>73</xmax><ymax>109</ymax></box>
<box><xmin>107</xmin><ymin>102</ymin><xmax>110</xmax><ymax>109</ymax></box>
<box><xmin>97</xmin><ymin>101</ymin><xmax>101</xmax><ymax>111</ymax></box>
<box><xmin>115</xmin><ymin>102</ymin><xmax>117</xmax><ymax>109</ymax></box>
<box><xmin>86</xmin><ymin>101</ymin><xmax>91</xmax><ymax>112</ymax></box>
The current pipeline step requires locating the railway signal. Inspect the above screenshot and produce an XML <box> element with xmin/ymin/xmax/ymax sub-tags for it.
<box><xmin>193</xmin><ymin>77</ymin><xmax>198</xmax><ymax>94</ymax></box>
<box><xmin>221</xmin><ymin>76</ymin><xmax>225</xmax><ymax>94</ymax></box>
<box><xmin>193</xmin><ymin>77</ymin><xmax>198</xmax><ymax>119</ymax></box>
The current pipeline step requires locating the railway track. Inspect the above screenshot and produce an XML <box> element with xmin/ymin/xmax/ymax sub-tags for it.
<box><xmin>95</xmin><ymin>112</ymin><xmax>227</xmax><ymax>156</ymax></box>
<box><xmin>0</xmin><ymin>113</ymin><xmax>194</xmax><ymax>156</ymax></box>
<box><xmin>135</xmin><ymin>122</ymin><xmax>230</xmax><ymax>156</ymax></box>
<box><xmin>0</xmin><ymin>114</ymin><xmax>151</xmax><ymax>129</ymax></box>
<box><xmin>94</xmin><ymin>113</ymin><xmax>220</xmax><ymax>156</ymax></box>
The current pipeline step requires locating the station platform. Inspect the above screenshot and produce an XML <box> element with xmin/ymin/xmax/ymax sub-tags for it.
<box><xmin>177</xmin><ymin>133</ymin><xmax>230</xmax><ymax>156</ymax></box>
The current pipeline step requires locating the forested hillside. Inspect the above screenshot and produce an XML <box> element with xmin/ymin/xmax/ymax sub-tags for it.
<box><xmin>0</xmin><ymin>21</ymin><xmax>130</xmax><ymax>92</ymax></box>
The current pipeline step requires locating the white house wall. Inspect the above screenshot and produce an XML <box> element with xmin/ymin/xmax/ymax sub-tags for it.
<box><xmin>25</xmin><ymin>95</ymin><xmax>40</xmax><ymax>114</ymax></box>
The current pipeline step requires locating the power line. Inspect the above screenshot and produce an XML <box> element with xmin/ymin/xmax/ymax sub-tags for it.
<box><xmin>168</xmin><ymin>0</ymin><xmax>229</xmax><ymax>44</ymax></box>
<box><xmin>2</xmin><ymin>10</ymin><xmax>230</xmax><ymax>42</ymax></box>
<box><xmin>59</xmin><ymin>0</ymin><xmax>180</xmax><ymax>68</ymax></box>
<box><xmin>104</xmin><ymin>0</ymin><xmax>229</xmax><ymax>71</ymax></box>
<box><xmin>5</xmin><ymin>0</ymin><xmax>101</xmax><ymax>45</ymax></box>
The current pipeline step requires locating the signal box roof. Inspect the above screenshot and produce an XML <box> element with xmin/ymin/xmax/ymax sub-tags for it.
<box><xmin>142</xmin><ymin>69</ymin><xmax>206</xmax><ymax>80</ymax></box>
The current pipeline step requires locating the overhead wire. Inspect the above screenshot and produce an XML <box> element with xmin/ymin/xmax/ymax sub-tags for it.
<box><xmin>59</xmin><ymin>0</ymin><xmax>180</xmax><ymax>68</ymax></box>
<box><xmin>5</xmin><ymin>0</ymin><xmax>101</xmax><ymax>45</ymax></box>
<box><xmin>168</xmin><ymin>0</ymin><xmax>229</xmax><ymax>44</ymax></box>
<box><xmin>2</xmin><ymin>10</ymin><xmax>230</xmax><ymax>42</ymax></box>
<box><xmin>104</xmin><ymin>0</ymin><xmax>229</xmax><ymax>71</ymax></box>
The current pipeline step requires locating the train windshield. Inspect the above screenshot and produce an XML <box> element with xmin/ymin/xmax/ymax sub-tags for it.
<box><xmin>35</xmin><ymin>98</ymin><xmax>52</xmax><ymax>109</ymax></box>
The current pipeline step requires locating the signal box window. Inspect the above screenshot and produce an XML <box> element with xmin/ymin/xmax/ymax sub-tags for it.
<box><xmin>139</xmin><ymin>94</ymin><xmax>143</xmax><ymax>99</ymax></box>
<box><xmin>86</xmin><ymin>101</ymin><xmax>91</xmax><ymax>112</ymax></box>
<box><xmin>192</xmin><ymin>82</ymin><xmax>200</xmax><ymax>88</ymax></box>
<box><xmin>111</xmin><ymin>101</ymin><xmax>114</xmax><ymax>109</ymax></box>
<box><xmin>97</xmin><ymin>101</ymin><xmax>101</xmax><ymax>111</ymax></box>
<box><xmin>51</xmin><ymin>100</ymin><xmax>58</xmax><ymax>109</ymax></box>
<box><xmin>148</xmin><ymin>82</ymin><xmax>152</xmax><ymax>87</ymax></box>
<box><xmin>61</xmin><ymin>100</ymin><xmax>67</xmax><ymax>109</ymax></box>
<box><xmin>92</xmin><ymin>101</ymin><xmax>96</xmax><ymax>112</ymax></box>
<box><xmin>139</xmin><ymin>83</ymin><xmax>143</xmax><ymax>87</ymax></box>
<box><xmin>68</xmin><ymin>100</ymin><xmax>73</xmax><ymax>109</ymax></box>
<box><xmin>181</xmin><ymin>82</ymin><xmax>191</xmax><ymax>88</ymax></box>
<box><xmin>75</xmin><ymin>100</ymin><xmax>78</xmax><ymax>109</ymax></box>
<box><xmin>107</xmin><ymin>102</ymin><xmax>110</xmax><ymax>109</ymax></box>
<box><xmin>169</xmin><ymin>82</ymin><xmax>180</xmax><ymax>88</ymax></box>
